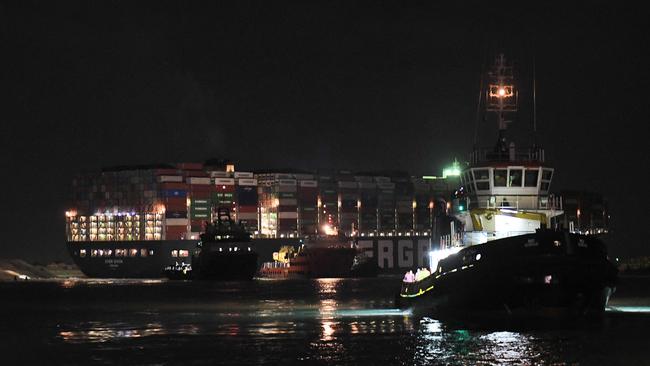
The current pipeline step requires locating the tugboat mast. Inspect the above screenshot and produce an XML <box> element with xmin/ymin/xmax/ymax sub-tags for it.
<box><xmin>486</xmin><ymin>54</ymin><xmax>518</xmax><ymax>158</ymax></box>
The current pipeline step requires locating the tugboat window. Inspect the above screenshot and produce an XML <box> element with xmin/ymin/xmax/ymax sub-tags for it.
<box><xmin>524</xmin><ymin>169</ymin><xmax>539</xmax><ymax>187</ymax></box>
<box><xmin>494</xmin><ymin>169</ymin><xmax>507</xmax><ymax>187</ymax></box>
<box><xmin>541</xmin><ymin>182</ymin><xmax>550</xmax><ymax>191</ymax></box>
<box><xmin>508</xmin><ymin>169</ymin><xmax>523</xmax><ymax>187</ymax></box>
<box><xmin>473</xmin><ymin>169</ymin><xmax>489</xmax><ymax>180</ymax></box>
<box><xmin>542</xmin><ymin>169</ymin><xmax>553</xmax><ymax>180</ymax></box>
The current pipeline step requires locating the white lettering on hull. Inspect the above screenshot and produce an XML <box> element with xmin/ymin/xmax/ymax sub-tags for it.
<box><xmin>357</xmin><ymin>238</ymin><xmax>434</xmax><ymax>270</ymax></box>
<box><xmin>397</xmin><ymin>240</ymin><xmax>413</xmax><ymax>268</ymax></box>
<box><xmin>377</xmin><ymin>240</ymin><xmax>393</xmax><ymax>269</ymax></box>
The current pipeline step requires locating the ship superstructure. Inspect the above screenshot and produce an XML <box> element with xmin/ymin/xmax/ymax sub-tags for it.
<box><xmin>453</xmin><ymin>54</ymin><xmax>563</xmax><ymax>245</ymax></box>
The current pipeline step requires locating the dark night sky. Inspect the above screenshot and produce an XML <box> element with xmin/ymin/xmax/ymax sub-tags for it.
<box><xmin>1</xmin><ymin>2</ymin><xmax>648</xmax><ymax>262</ymax></box>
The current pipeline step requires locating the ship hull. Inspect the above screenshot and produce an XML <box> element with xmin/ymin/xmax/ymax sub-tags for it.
<box><xmin>397</xmin><ymin>232</ymin><xmax>618</xmax><ymax>320</ymax></box>
<box><xmin>66</xmin><ymin>240</ymin><xmax>198</xmax><ymax>278</ymax></box>
<box><xmin>67</xmin><ymin>236</ymin><xmax>435</xmax><ymax>278</ymax></box>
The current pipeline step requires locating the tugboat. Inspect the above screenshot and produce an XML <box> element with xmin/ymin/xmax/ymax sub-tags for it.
<box><xmin>259</xmin><ymin>230</ymin><xmax>377</xmax><ymax>278</ymax></box>
<box><xmin>163</xmin><ymin>207</ymin><xmax>258</xmax><ymax>280</ymax></box>
<box><xmin>396</xmin><ymin>54</ymin><xmax>618</xmax><ymax>319</ymax></box>
<box><xmin>397</xmin><ymin>230</ymin><xmax>618</xmax><ymax>318</ymax></box>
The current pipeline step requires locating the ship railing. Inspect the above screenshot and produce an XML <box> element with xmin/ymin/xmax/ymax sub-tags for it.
<box><xmin>470</xmin><ymin>146</ymin><xmax>545</xmax><ymax>164</ymax></box>
<box><xmin>261</xmin><ymin>261</ymin><xmax>290</xmax><ymax>269</ymax></box>
<box><xmin>460</xmin><ymin>230</ymin><xmax>538</xmax><ymax>245</ymax></box>
<box><xmin>477</xmin><ymin>195</ymin><xmax>562</xmax><ymax>211</ymax></box>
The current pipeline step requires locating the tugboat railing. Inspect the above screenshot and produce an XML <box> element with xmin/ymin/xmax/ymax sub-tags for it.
<box><xmin>470</xmin><ymin>146</ymin><xmax>546</xmax><ymax>164</ymax></box>
<box><xmin>472</xmin><ymin>194</ymin><xmax>562</xmax><ymax>211</ymax></box>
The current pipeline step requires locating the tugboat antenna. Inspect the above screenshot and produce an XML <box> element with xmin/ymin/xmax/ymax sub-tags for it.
<box><xmin>532</xmin><ymin>53</ymin><xmax>538</xmax><ymax>146</ymax></box>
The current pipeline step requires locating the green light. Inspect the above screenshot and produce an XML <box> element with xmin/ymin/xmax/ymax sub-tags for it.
<box><xmin>458</xmin><ymin>205</ymin><xmax>465</xmax><ymax>211</ymax></box>
<box><xmin>442</xmin><ymin>159</ymin><xmax>462</xmax><ymax>178</ymax></box>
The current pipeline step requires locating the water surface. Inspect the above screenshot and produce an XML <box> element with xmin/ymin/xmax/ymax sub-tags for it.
<box><xmin>1</xmin><ymin>277</ymin><xmax>648</xmax><ymax>365</ymax></box>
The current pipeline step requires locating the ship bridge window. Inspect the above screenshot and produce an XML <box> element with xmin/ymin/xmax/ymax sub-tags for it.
<box><xmin>79</xmin><ymin>249</ymin><xmax>86</xmax><ymax>257</ymax></box>
<box><xmin>494</xmin><ymin>169</ymin><xmax>507</xmax><ymax>187</ymax></box>
<box><xmin>473</xmin><ymin>169</ymin><xmax>490</xmax><ymax>191</ymax></box>
<box><xmin>473</xmin><ymin>169</ymin><xmax>489</xmax><ymax>180</ymax></box>
<box><xmin>542</xmin><ymin>169</ymin><xmax>553</xmax><ymax>181</ymax></box>
<box><xmin>508</xmin><ymin>169</ymin><xmax>523</xmax><ymax>187</ymax></box>
<box><xmin>524</xmin><ymin>169</ymin><xmax>539</xmax><ymax>187</ymax></box>
<box><xmin>541</xmin><ymin>182</ymin><xmax>550</xmax><ymax>192</ymax></box>
<box><xmin>171</xmin><ymin>250</ymin><xmax>178</xmax><ymax>257</ymax></box>
<box><xmin>129</xmin><ymin>249</ymin><xmax>138</xmax><ymax>257</ymax></box>
<box><xmin>179</xmin><ymin>250</ymin><xmax>189</xmax><ymax>257</ymax></box>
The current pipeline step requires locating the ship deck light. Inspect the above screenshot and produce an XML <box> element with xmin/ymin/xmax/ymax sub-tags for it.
<box><xmin>428</xmin><ymin>247</ymin><xmax>463</xmax><ymax>273</ymax></box>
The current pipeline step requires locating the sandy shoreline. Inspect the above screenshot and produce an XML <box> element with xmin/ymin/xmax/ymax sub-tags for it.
<box><xmin>0</xmin><ymin>259</ymin><xmax>85</xmax><ymax>281</ymax></box>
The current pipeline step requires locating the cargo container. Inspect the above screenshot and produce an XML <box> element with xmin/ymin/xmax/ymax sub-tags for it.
<box><xmin>66</xmin><ymin>163</ymin><xmax>460</xmax><ymax>278</ymax></box>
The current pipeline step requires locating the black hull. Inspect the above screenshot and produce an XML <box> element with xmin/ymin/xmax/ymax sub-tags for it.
<box><xmin>67</xmin><ymin>240</ymin><xmax>198</xmax><ymax>278</ymax></box>
<box><xmin>397</xmin><ymin>232</ymin><xmax>618</xmax><ymax>320</ymax></box>
<box><xmin>193</xmin><ymin>252</ymin><xmax>259</xmax><ymax>280</ymax></box>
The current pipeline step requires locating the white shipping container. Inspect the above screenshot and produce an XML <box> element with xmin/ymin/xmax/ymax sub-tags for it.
<box><xmin>158</xmin><ymin>175</ymin><xmax>184</xmax><ymax>183</ymax></box>
<box><xmin>234</xmin><ymin>172</ymin><xmax>254</xmax><ymax>178</ymax></box>
<box><xmin>377</xmin><ymin>182</ymin><xmax>395</xmax><ymax>190</ymax></box>
<box><xmin>187</xmin><ymin>177</ymin><xmax>211</xmax><ymax>185</ymax></box>
<box><xmin>165</xmin><ymin>218</ymin><xmax>189</xmax><ymax>226</ymax></box>
<box><xmin>275</xmin><ymin>174</ymin><xmax>294</xmax><ymax>180</ymax></box>
<box><xmin>278</xmin><ymin>198</ymin><xmax>298</xmax><ymax>206</ymax></box>
<box><xmin>374</xmin><ymin>177</ymin><xmax>391</xmax><ymax>183</ymax></box>
<box><xmin>299</xmin><ymin>180</ymin><xmax>318</xmax><ymax>187</ymax></box>
<box><xmin>237</xmin><ymin>178</ymin><xmax>258</xmax><ymax>186</ymax></box>
<box><xmin>210</xmin><ymin>171</ymin><xmax>231</xmax><ymax>178</ymax></box>
<box><xmin>278</xmin><ymin>179</ymin><xmax>297</xmax><ymax>186</ymax></box>
<box><xmin>278</xmin><ymin>185</ymin><xmax>297</xmax><ymax>193</ymax></box>
<box><xmin>278</xmin><ymin>212</ymin><xmax>298</xmax><ymax>219</ymax></box>
<box><xmin>358</xmin><ymin>182</ymin><xmax>377</xmax><ymax>189</ymax></box>
<box><xmin>294</xmin><ymin>174</ymin><xmax>314</xmax><ymax>180</ymax></box>
<box><xmin>338</xmin><ymin>181</ymin><xmax>358</xmax><ymax>189</ymax></box>
<box><xmin>214</xmin><ymin>178</ymin><xmax>235</xmax><ymax>185</ymax></box>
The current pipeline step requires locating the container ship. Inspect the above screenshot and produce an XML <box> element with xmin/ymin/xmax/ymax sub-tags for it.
<box><xmin>65</xmin><ymin>159</ymin><xmax>466</xmax><ymax>278</ymax></box>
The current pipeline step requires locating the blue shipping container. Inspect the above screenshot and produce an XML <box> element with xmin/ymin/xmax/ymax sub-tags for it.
<box><xmin>162</xmin><ymin>189</ymin><xmax>187</xmax><ymax>198</ymax></box>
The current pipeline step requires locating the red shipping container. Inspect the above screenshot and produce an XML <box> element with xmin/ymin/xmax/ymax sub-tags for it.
<box><xmin>215</xmin><ymin>185</ymin><xmax>235</xmax><ymax>193</ymax></box>
<box><xmin>176</xmin><ymin>162</ymin><xmax>204</xmax><ymax>170</ymax></box>
<box><xmin>155</xmin><ymin>169</ymin><xmax>179</xmax><ymax>175</ymax></box>
<box><xmin>189</xmin><ymin>191</ymin><xmax>210</xmax><ymax>199</ymax></box>
<box><xmin>238</xmin><ymin>206</ymin><xmax>257</xmax><ymax>213</ymax></box>
<box><xmin>163</xmin><ymin>197</ymin><xmax>186</xmax><ymax>205</ymax></box>
<box><xmin>185</xmin><ymin>171</ymin><xmax>209</xmax><ymax>177</ymax></box>
<box><xmin>160</xmin><ymin>182</ymin><xmax>189</xmax><ymax>190</ymax></box>
<box><xmin>165</xmin><ymin>204</ymin><xmax>187</xmax><ymax>212</ymax></box>
<box><xmin>190</xmin><ymin>185</ymin><xmax>213</xmax><ymax>192</ymax></box>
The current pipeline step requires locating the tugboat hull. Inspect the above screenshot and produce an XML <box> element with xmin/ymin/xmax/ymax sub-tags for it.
<box><xmin>397</xmin><ymin>232</ymin><xmax>618</xmax><ymax>320</ymax></box>
<box><xmin>193</xmin><ymin>251</ymin><xmax>259</xmax><ymax>280</ymax></box>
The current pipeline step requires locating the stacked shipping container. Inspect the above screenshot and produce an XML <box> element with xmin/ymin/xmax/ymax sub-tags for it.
<box><xmin>235</xmin><ymin>172</ymin><xmax>258</xmax><ymax>233</ymax></box>
<box><xmin>67</xmin><ymin>163</ymin><xmax>461</xmax><ymax>241</ymax></box>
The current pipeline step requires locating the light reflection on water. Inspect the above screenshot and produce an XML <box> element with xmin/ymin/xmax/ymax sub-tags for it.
<box><xmin>3</xmin><ymin>277</ymin><xmax>649</xmax><ymax>365</ymax></box>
